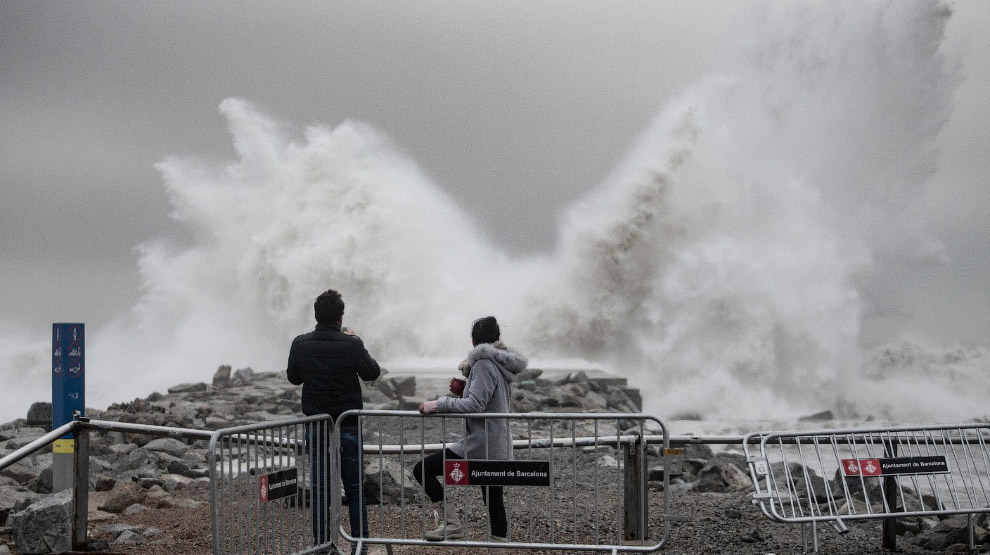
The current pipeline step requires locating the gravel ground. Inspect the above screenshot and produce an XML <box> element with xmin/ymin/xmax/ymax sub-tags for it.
<box><xmin>66</xmin><ymin>469</ymin><xmax>985</xmax><ymax>555</ymax></box>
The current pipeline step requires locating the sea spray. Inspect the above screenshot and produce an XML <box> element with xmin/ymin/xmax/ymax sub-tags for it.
<box><xmin>89</xmin><ymin>100</ymin><xmax>549</xmax><ymax>413</ymax></box>
<box><xmin>518</xmin><ymin>0</ymin><xmax>965</xmax><ymax>420</ymax></box>
<box><xmin>1</xmin><ymin>1</ymin><xmax>986</xmax><ymax>425</ymax></box>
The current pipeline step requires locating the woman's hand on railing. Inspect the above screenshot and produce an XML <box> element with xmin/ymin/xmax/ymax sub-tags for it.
<box><xmin>418</xmin><ymin>400</ymin><xmax>438</xmax><ymax>415</ymax></box>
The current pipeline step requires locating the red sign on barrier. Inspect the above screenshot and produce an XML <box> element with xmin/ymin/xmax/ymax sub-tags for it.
<box><xmin>259</xmin><ymin>475</ymin><xmax>269</xmax><ymax>503</ymax></box>
<box><xmin>445</xmin><ymin>461</ymin><xmax>470</xmax><ymax>485</ymax></box>
<box><xmin>258</xmin><ymin>468</ymin><xmax>298</xmax><ymax>503</ymax></box>
<box><xmin>841</xmin><ymin>458</ymin><xmax>882</xmax><ymax>476</ymax></box>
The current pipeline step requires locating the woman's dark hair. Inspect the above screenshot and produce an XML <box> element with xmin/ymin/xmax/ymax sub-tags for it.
<box><xmin>314</xmin><ymin>289</ymin><xmax>345</xmax><ymax>325</ymax></box>
<box><xmin>471</xmin><ymin>316</ymin><xmax>500</xmax><ymax>345</ymax></box>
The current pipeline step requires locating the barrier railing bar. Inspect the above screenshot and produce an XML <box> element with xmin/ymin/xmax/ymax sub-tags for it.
<box><xmin>84</xmin><ymin>418</ymin><xmax>215</xmax><ymax>440</ymax></box>
<box><xmin>810</xmin><ymin>436</ymin><xmax>837</xmax><ymax>520</ymax></box>
<box><xmin>959</xmin><ymin>428</ymin><xmax>981</xmax><ymax>508</ymax></box>
<box><xmin>237</xmin><ymin>432</ymin><xmax>246</xmax><ymax>555</ymax></box>
<box><xmin>526</xmin><ymin>418</ymin><xmax>534</xmax><ymax>544</ymax></box>
<box><xmin>261</xmin><ymin>428</ymin><xmax>268</xmax><ymax>555</ymax></box>
<box><xmin>418</xmin><ymin>420</ymin><xmax>426</xmax><ymax>540</ymax></box>
<box><xmin>440</xmin><ymin>415</ymin><xmax>448</xmax><ymax>541</ymax></box>
<box><xmin>978</xmin><ymin>431</ymin><xmax>990</xmax><ymax>508</ymax></box>
<box><xmin>275</xmin><ymin>425</ymin><xmax>283</xmax><ymax>555</ymax></box>
<box><xmin>944</xmin><ymin>433</ymin><xmax>955</xmax><ymax>510</ymax></box>
<box><xmin>376</xmin><ymin>415</ymin><xmax>384</xmax><ymax>542</ymax></box>
<box><xmin>940</xmin><ymin>429</ymin><xmax>963</xmax><ymax>510</ymax></box>
<box><xmin>549</xmin><ymin>417</ymin><xmax>556</xmax><ymax>544</ymax></box>
<box><xmin>613</xmin><ymin>417</ymin><xmax>620</xmax><ymax>547</ymax></box>
<box><xmin>294</xmin><ymin>423</ymin><xmax>301</xmax><ymax>554</ymax></box>
<box><xmin>593</xmin><ymin>419</ymin><xmax>600</xmax><ymax>544</ymax></box>
<box><xmin>398</xmin><ymin>416</ymin><xmax>408</xmax><ymax>541</ymax></box>
<box><xmin>571</xmin><ymin>419</ymin><xmax>577</xmax><ymax>546</ymax></box>
<box><xmin>0</xmin><ymin>421</ymin><xmax>78</xmax><ymax>470</ymax></box>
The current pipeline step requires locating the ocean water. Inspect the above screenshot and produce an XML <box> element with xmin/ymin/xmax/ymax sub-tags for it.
<box><xmin>1</xmin><ymin>1</ymin><xmax>986</xmax><ymax>427</ymax></box>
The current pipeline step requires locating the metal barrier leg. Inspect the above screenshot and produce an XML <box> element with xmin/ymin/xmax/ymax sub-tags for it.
<box><xmin>801</xmin><ymin>521</ymin><xmax>820</xmax><ymax>553</ymax></box>
<box><xmin>72</xmin><ymin>427</ymin><xmax>89</xmax><ymax>551</ymax></box>
<box><xmin>969</xmin><ymin>514</ymin><xmax>975</xmax><ymax>550</ymax></box>
<box><xmin>622</xmin><ymin>440</ymin><xmax>648</xmax><ymax>541</ymax></box>
<box><xmin>882</xmin><ymin>443</ymin><xmax>898</xmax><ymax>551</ymax></box>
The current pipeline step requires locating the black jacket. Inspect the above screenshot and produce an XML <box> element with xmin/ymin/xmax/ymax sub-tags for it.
<box><xmin>286</xmin><ymin>322</ymin><xmax>381</xmax><ymax>426</ymax></box>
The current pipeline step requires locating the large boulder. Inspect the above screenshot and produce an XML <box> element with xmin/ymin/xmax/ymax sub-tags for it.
<box><xmin>167</xmin><ymin>382</ymin><xmax>208</xmax><ymax>394</ymax></box>
<box><xmin>25</xmin><ymin>403</ymin><xmax>53</xmax><ymax>430</ymax></box>
<box><xmin>143</xmin><ymin>437</ymin><xmax>189</xmax><ymax>458</ymax></box>
<box><xmin>362</xmin><ymin>459</ymin><xmax>421</xmax><ymax>505</ymax></box>
<box><xmin>231</xmin><ymin>367</ymin><xmax>256</xmax><ymax>385</ymax></box>
<box><xmin>212</xmin><ymin>365</ymin><xmax>232</xmax><ymax>387</ymax></box>
<box><xmin>692</xmin><ymin>461</ymin><xmax>752</xmax><ymax>493</ymax></box>
<box><xmin>911</xmin><ymin>516</ymin><xmax>978</xmax><ymax>550</ymax></box>
<box><xmin>390</xmin><ymin>376</ymin><xmax>416</xmax><ymax>397</ymax></box>
<box><xmin>8</xmin><ymin>489</ymin><xmax>73</xmax><ymax>554</ymax></box>
<box><xmin>0</xmin><ymin>477</ymin><xmax>42</xmax><ymax>526</ymax></box>
<box><xmin>97</xmin><ymin>482</ymin><xmax>147</xmax><ymax>514</ymax></box>
<box><xmin>0</xmin><ymin>463</ymin><xmax>39</xmax><ymax>486</ymax></box>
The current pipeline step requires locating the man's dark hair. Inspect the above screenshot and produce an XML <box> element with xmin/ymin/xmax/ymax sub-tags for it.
<box><xmin>314</xmin><ymin>289</ymin><xmax>345</xmax><ymax>325</ymax></box>
<box><xmin>471</xmin><ymin>316</ymin><xmax>500</xmax><ymax>345</ymax></box>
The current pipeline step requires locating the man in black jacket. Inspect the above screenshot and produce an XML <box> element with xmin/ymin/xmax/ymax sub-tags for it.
<box><xmin>288</xmin><ymin>289</ymin><xmax>380</xmax><ymax>553</ymax></box>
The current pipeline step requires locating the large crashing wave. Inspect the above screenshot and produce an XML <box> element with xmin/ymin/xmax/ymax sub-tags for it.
<box><xmin>2</xmin><ymin>0</ymin><xmax>987</xmax><ymax>424</ymax></box>
<box><xmin>524</xmin><ymin>1</ymin><xmax>973</xmax><ymax>420</ymax></box>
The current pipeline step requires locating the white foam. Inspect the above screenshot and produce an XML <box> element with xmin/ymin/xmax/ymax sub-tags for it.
<box><xmin>2</xmin><ymin>1</ymin><xmax>986</xmax><ymax>425</ymax></box>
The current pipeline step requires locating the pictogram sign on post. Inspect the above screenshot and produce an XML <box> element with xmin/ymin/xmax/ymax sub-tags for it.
<box><xmin>52</xmin><ymin>323</ymin><xmax>85</xmax><ymax>493</ymax></box>
<box><xmin>52</xmin><ymin>323</ymin><xmax>85</xmax><ymax>434</ymax></box>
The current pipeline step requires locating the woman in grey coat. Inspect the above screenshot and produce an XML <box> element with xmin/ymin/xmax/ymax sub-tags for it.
<box><xmin>414</xmin><ymin>316</ymin><xmax>528</xmax><ymax>542</ymax></box>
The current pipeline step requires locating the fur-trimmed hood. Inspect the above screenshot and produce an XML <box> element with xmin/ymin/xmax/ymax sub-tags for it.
<box><xmin>459</xmin><ymin>341</ymin><xmax>528</xmax><ymax>383</ymax></box>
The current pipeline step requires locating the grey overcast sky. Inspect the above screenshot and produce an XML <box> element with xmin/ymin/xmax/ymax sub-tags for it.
<box><xmin>1</xmin><ymin>1</ymin><xmax>988</xmax><ymax>346</ymax></box>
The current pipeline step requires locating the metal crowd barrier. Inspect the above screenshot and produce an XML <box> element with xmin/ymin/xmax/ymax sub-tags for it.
<box><xmin>2</xmin><ymin>412</ymin><xmax>669</xmax><ymax>555</ymax></box>
<box><xmin>744</xmin><ymin>423</ymin><xmax>990</xmax><ymax>552</ymax></box>
<box><xmin>208</xmin><ymin>415</ymin><xmax>338</xmax><ymax>555</ymax></box>
<box><xmin>338</xmin><ymin>410</ymin><xmax>671</xmax><ymax>554</ymax></box>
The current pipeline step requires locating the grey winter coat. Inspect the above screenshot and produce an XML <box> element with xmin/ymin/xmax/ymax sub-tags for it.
<box><xmin>436</xmin><ymin>342</ymin><xmax>528</xmax><ymax>460</ymax></box>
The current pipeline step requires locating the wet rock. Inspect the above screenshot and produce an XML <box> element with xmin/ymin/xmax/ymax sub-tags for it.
<box><xmin>167</xmin><ymin>382</ymin><xmax>208</xmax><ymax>394</ymax></box>
<box><xmin>0</xmin><ymin>463</ymin><xmax>38</xmax><ymax>486</ymax></box>
<box><xmin>8</xmin><ymin>489</ymin><xmax>72</xmax><ymax>554</ymax></box>
<box><xmin>390</xmin><ymin>376</ymin><xmax>416</xmax><ymax>397</ymax></box>
<box><xmin>362</xmin><ymin>388</ymin><xmax>391</xmax><ymax>405</ymax></box>
<box><xmin>97</xmin><ymin>483</ymin><xmax>147</xmax><ymax>514</ymax></box>
<box><xmin>362</xmin><ymin>459</ymin><xmax>420</xmax><ymax>505</ymax></box>
<box><xmin>112</xmin><ymin>528</ymin><xmax>144</xmax><ymax>545</ymax></box>
<box><xmin>25</xmin><ymin>403</ymin><xmax>52</xmax><ymax>430</ymax></box>
<box><xmin>0</xmin><ymin>482</ymin><xmax>42</xmax><ymax>527</ymax></box>
<box><xmin>34</xmin><ymin>466</ymin><xmax>52</xmax><ymax>494</ymax></box>
<box><xmin>798</xmin><ymin>409</ymin><xmax>835</xmax><ymax>422</ymax></box>
<box><xmin>94</xmin><ymin>475</ymin><xmax>116</xmax><ymax>491</ymax></box>
<box><xmin>232</xmin><ymin>367</ymin><xmax>256</xmax><ymax>384</ymax></box>
<box><xmin>911</xmin><ymin>516</ymin><xmax>973</xmax><ymax>550</ymax></box>
<box><xmin>212</xmin><ymin>365</ymin><xmax>232</xmax><ymax>387</ymax></box>
<box><xmin>516</xmin><ymin>369</ymin><xmax>543</xmax><ymax>382</ymax></box>
<box><xmin>693</xmin><ymin>461</ymin><xmax>752</xmax><ymax>492</ymax></box>
<box><xmin>143</xmin><ymin>437</ymin><xmax>189</xmax><ymax>458</ymax></box>
<box><xmin>122</xmin><ymin>503</ymin><xmax>148</xmax><ymax>515</ymax></box>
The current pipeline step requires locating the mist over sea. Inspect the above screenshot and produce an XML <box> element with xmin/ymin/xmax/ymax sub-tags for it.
<box><xmin>1</xmin><ymin>1</ymin><xmax>987</xmax><ymax>426</ymax></box>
